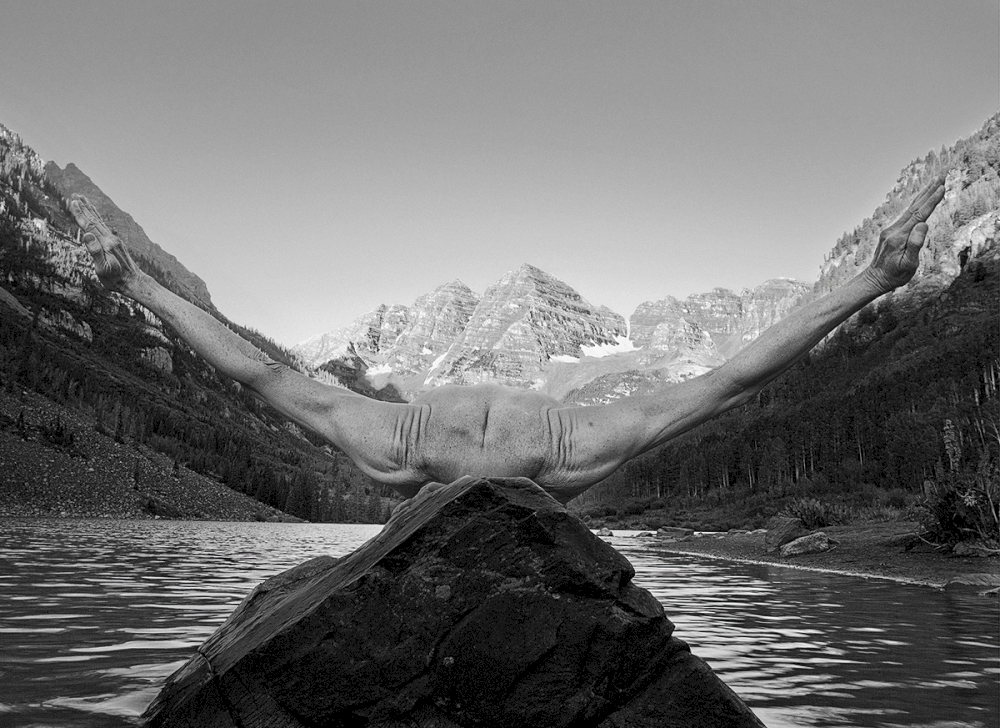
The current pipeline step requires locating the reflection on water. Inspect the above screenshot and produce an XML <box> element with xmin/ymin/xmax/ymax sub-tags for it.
<box><xmin>607</xmin><ymin>534</ymin><xmax>999</xmax><ymax>728</ymax></box>
<box><xmin>0</xmin><ymin>519</ymin><xmax>381</xmax><ymax>728</ymax></box>
<box><xmin>0</xmin><ymin>519</ymin><xmax>996</xmax><ymax>728</ymax></box>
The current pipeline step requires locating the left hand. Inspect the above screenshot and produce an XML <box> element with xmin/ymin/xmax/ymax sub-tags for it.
<box><xmin>865</xmin><ymin>173</ymin><xmax>947</xmax><ymax>293</ymax></box>
<box><xmin>67</xmin><ymin>194</ymin><xmax>143</xmax><ymax>294</ymax></box>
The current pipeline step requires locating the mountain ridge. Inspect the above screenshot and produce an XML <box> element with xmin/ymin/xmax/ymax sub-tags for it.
<box><xmin>293</xmin><ymin>267</ymin><xmax>811</xmax><ymax>400</ymax></box>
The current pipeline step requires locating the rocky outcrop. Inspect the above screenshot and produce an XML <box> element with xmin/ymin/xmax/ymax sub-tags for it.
<box><xmin>140</xmin><ymin>346</ymin><xmax>174</xmax><ymax>374</ymax></box>
<box><xmin>0</xmin><ymin>286</ymin><xmax>93</xmax><ymax>342</ymax></box>
<box><xmin>142</xmin><ymin>477</ymin><xmax>763</xmax><ymax>728</ymax></box>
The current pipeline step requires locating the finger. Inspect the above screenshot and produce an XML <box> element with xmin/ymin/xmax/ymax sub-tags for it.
<box><xmin>907</xmin><ymin>222</ymin><xmax>929</xmax><ymax>250</ymax></box>
<box><xmin>68</xmin><ymin>195</ymin><xmax>111</xmax><ymax>235</ymax></box>
<box><xmin>82</xmin><ymin>232</ymin><xmax>103</xmax><ymax>254</ymax></box>
<box><xmin>910</xmin><ymin>183</ymin><xmax>944</xmax><ymax>223</ymax></box>
<box><xmin>902</xmin><ymin>222</ymin><xmax>929</xmax><ymax>270</ymax></box>
<box><xmin>67</xmin><ymin>197</ymin><xmax>85</xmax><ymax>224</ymax></box>
<box><xmin>905</xmin><ymin>174</ymin><xmax>947</xmax><ymax>223</ymax></box>
<box><xmin>891</xmin><ymin>174</ymin><xmax>946</xmax><ymax>238</ymax></box>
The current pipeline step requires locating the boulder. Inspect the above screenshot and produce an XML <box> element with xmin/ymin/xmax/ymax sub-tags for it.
<box><xmin>657</xmin><ymin>526</ymin><xmax>695</xmax><ymax>539</ymax></box>
<box><xmin>765</xmin><ymin>517</ymin><xmax>809</xmax><ymax>552</ymax></box>
<box><xmin>142</xmin><ymin>477</ymin><xmax>763</xmax><ymax>728</ymax></box>
<box><xmin>779</xmin><ymin>532</ymin><xmax>836</xmax><ymax>558</ymax></box>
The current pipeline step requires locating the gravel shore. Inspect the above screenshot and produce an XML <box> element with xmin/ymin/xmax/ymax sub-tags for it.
<box><xmin>626</xmin><ymin>523</ymin><xmax>998</xmax><ymax>589</ymax></box>
<box><xmin>0</xmin><ymin>388</ymin><xmax>294</xmax><ymax>521</ymax></box>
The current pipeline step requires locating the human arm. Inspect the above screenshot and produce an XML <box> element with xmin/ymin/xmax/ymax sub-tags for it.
<box><xmin>541</xmin><ymin>173</ymin><xmax>947</xmax><ymax>489</ymax></box>
<box><xmin>66</xmin><ymin>195</ymin><xmax>423</xmax><ymax>487</ymax></box>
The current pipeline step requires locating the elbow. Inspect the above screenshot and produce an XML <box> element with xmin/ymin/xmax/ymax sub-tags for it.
<box><xmin>725</xmin><ymin>387</ymin><xmax>760</xmax><ymax>412</ymax></box>
<box><xmin>710</xmin><ymin>369</ymin><xmax>760</xmax><ymax>414</ymax></box>
<box><xmin>242</xmin><ymin>359</ymin><xmax>289</xmax><ymax>395</ymax></box>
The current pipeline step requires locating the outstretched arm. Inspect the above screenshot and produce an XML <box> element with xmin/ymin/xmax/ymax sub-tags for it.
<box><xmin>67</xmin><ymin>195</ymin><xmax>422</xmax><ymax>487</ymax></box>
<box><xmin>544</xmin><ymin>173</ymin><xmax>947</xmax><ymax>490</ymax></box>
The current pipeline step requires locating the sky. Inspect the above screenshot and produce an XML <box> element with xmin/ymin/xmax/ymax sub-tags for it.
<box><xmin>1</xmin><ymin>1</ymin><xmax>997</xmax><ymax>347</ymax></box>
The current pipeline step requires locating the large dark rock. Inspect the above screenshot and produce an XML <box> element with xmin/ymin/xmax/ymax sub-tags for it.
<box><xmin>142</xmin><ymin>477</ymin><xmax>763</xmax><ymax>727</ymax></box>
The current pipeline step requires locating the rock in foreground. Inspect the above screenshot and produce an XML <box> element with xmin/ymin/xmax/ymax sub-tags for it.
<box><xmin>142</xmin><ymin>477</ymin><xmax>763</xmax><ymax>727</ymax></box>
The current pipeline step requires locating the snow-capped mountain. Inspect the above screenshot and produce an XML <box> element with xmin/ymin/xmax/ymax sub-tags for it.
<box><xmin>293</xmin><ymin>265</ymin><xmax>812</xmax><ymax>401</ymax></box>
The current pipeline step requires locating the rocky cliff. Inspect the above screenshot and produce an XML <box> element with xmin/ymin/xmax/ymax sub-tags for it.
<box><xmin>630</xmin><ymin>278</ymin><xmax>811</xmax><ymax>360</ymax></box>
<box><xmin>386</xmin><ymin>280</ymin><xmax>480</xmax><ymax>376</ymax></box>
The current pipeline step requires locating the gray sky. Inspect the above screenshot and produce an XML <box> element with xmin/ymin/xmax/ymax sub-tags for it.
<box><xmin>1</xmin><ymin>1</ymin><xmax>996</xmax><ymax>346</ymax></box>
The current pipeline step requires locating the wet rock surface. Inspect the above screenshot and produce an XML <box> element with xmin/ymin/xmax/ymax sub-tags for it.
<box><xmin>143</xmin><ymin>477</ymin><xmax>763</xmax><ymax>728</ymax></box>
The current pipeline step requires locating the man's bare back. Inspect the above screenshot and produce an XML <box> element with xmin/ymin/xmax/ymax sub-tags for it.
<box><xmin>405</xmin><ymin>384</ymin><xmax>557</xmax><ymax>487</ymax></box>
<box><xmin>67</xmin><ymin>173</ymin><xmax>947</xmax><ymax>503</ymax></box>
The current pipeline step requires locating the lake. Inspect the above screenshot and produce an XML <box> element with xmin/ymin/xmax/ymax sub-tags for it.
<box><xmin>0</xmin><ymin>519</ymin><xmax>996</xmax><ymax>727</ymax></box>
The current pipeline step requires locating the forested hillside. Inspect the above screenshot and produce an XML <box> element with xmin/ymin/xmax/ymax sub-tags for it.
<box><xmin>0</xmin><ymin>125</ymin><xmax>395</xmax><ymax>522</ymax></box>
<box><xmin>572</xmin><ymin>116</ymin><xmax>999</xmax><ymax>544</ymax></box>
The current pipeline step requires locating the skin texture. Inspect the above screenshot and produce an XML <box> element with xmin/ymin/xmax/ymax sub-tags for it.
<box><xmin>68</xmin><ymin>174</ymin><xmax>946</xmax><ymax>503</ymax></box>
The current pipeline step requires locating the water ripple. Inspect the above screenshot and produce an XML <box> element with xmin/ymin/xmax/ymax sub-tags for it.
<box><xmin>0</xmin><ymin>520</ymin><xmax>996</xmax><ymax>728</ymax></box>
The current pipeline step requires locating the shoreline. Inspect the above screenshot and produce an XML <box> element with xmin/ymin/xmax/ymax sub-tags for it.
<box><xmin>647</xmin><ymin>543</ymin><xmax>945</xmax><ymax>588</ymax></box>
<box><xmin>610</xmin><ymin>522</ymin><xmax>999</xmax><ymax>591</ymax></box>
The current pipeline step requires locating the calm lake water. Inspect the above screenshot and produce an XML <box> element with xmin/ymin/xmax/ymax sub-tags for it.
<box><xmin>0</xmin><ymin>519</ymin><xmax>996</xmax><ymax>728</ymax></box>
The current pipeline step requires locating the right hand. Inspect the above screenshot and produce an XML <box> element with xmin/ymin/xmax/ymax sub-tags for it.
<box><xmin>67</xmin><ymin>194</ymin><xmax>142</xmax><ymax>293</ymax></box>
<box><xmin>864</xmin><ymin>173</ymin><xmax>947</xmax><ymax>294</ymax></box>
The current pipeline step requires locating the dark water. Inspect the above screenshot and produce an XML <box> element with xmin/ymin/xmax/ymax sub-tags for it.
<box><xmin>0</xmin><ymin>520</ymin><xmax>996</xmax><ymax>728</ymax></box>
